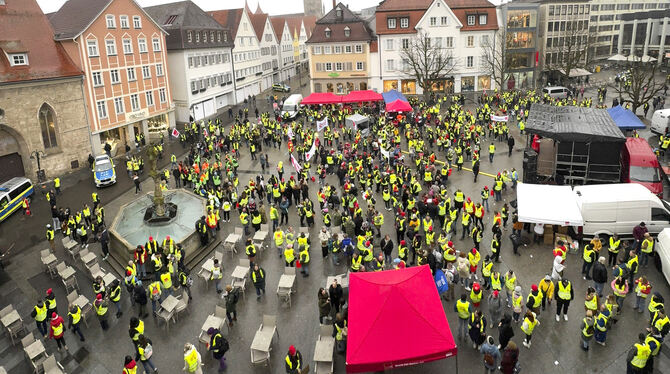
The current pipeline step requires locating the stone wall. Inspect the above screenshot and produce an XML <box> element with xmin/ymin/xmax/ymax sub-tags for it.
<box><xmin>0</xmin><ymin>76</ymin><xmax>91</xmax><ymax>181</ymax></box>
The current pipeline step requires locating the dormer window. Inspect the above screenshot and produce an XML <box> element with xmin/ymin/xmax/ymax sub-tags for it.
<box><xmin>8</xmin><ymin>53</ymin><xmax>28</xmax><ymax>66</ymax></box>
<box><xmin>336</xmin><ymin>8</ymin><xmax>342</xmax><ymax>18</ymax></box>
<box><xmin>387</xmin><ymin>18</ymin><xmax>396</xmax><ymax>29</ymax></box>
<box><xmin>325</xmin><ymin>27</ymin><xmax>331</xmax><ymax>38</ymax></box>
<box><xmin>344</xmin><ymin>26</ymin><xmax>350</xmax><ymax>37</ymax></box>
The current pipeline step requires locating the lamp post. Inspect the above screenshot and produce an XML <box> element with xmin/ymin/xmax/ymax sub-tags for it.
<box><xmin>30</xmin><ymin>150</ymin><xmax>46</xmax><ymax>182</ymax></box>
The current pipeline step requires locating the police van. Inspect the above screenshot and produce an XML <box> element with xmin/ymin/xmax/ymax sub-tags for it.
<box><xmin>92</xmin><ymin>154</ymin><xmax>117</xmax><ymax>187</ymax></box>
<box><xmin>0</xmin><ymin>177</ymin><xmax>34</xmax><ymax>222</ymax></box>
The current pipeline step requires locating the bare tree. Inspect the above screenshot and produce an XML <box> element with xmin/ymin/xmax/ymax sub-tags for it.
<box><xmin>482</xmin><ymin>28</ymin><xmax>511</xmax><ymax>91</ymax></box>
<box><xmin>544</xmin><ymin>22</ymin><xmax>596</xmax><ymax>82</ymax></box>
<box><xmin>400</xmin><ymin>31</ymin><xmax>456</xmax><ymax>100</ymax></box>
<box><xmin>610</xmin><ymin>61</ymin><xmax>665</xmax><ymax>113</ymax></box>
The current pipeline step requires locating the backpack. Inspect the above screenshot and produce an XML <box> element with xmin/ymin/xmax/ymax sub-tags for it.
<box><xmin>232</xmin><ymin>289</ymin><xmax>240</xmax><ymax>304</ymax></box>
<box><xmin>220</xmin><ymin>336</ymin><xmax>230</xmax><ymax>354</ymax></box>
<box><xmin>483</xmin><ymin>352</ymin><xmax>495</xmax><ymax>366</ymax></box>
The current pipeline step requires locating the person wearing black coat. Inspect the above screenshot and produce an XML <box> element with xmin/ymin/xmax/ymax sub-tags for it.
<box><xmin>328</xmin><ymin>279</ymin><xmax>344</xmax><ymax>313</ymax></box>
<box><xmin>591</xmin><ymin>257</ymin><xmax>608</xmax><ymax>298</ymax></box>
<box><xmin>498</xmin><ymin>314</ymin><xmax>515</xmax><ymax>350</ymax></box>
<box><xmin>380</xmin><ymin>235</ymin><xmax>394</xmax><ymax>266</ymax></box>
<box><xmin>133</xmin><ymin>282</ymin><xmax>148</xmax><ymax>319</ymax></box>
<box><xmin>472</xmin><ymin>160</ymin><xmax>480</xmax><ymax>183</ymax></box>
<box><xmin>507</xmin><ymin>136</ymin><xmax>515</xmax><ymax>157</ymax></box>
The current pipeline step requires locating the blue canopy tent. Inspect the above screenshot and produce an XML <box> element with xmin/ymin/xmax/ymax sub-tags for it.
<box><xmin>382</xmin><ymin>89</ymin><xmax>408</xmax><ymax>104</ymax></box>
<box><xmin>607</xmin><ymin>105</ymin><xmax>646</xmax><ymax>131</ymax></box>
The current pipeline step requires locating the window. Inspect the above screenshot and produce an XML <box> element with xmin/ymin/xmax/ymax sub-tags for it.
<box><xmin>345</xmin><ymin>45</ymin><xmax>352</xmax><ymax>53</ymax></box>
<box><xmin>127</xmin><ymin>67</ymin><xmax>136</xmax><ymax>81</ymax></box>
<box><xmin>156</xmin><ymin>63</ymin><xmax>164</xmax><ymax>76</ymax></box>
<box><xmin>467</xmin><ymin>35</ymin><xmax>474</xmax><ymax>47</ymax></box>
<box><xmin>187</xmin><ymin>31</ymin><xmax>192</xmax><ymax>43</ymax></box>
<box><xmin>386</xmin><ymin>59</ymin><xmax>394</xmax><ymax>70</ymax></box>
<box><xmin>217</xmin><ymin>32</ymin><xmax>222</xmax><ymax>42</ymax></box>
<box><xmin>142</xmin><ymin>65</ymin><xmax>151</xmax><ymax>79</ymax></box>
<box><xmin>334</xmin><ymin>45</ymin><xmax>342</xmax><ymax>54</ymax></box>
<box><xmin>479</xmin><ymin>14</ymin><xmax>487</xmax><ymax>25</ymax></box>
<box><xmin>313</xmin><ymin>46</ymin><xmax>321</xmax><ymax>54</ymax></box>
<box><xmin>8</xmin><ymin>54</ymin><xmax>28</xmax><ymax>67</ymax></box>
<box><xmin>445</xmin><ymin>36</ymin><xmax>453</xmax><ymax>48</ymax></box>
<box><xmin>335</xmin><ymin>62</ymin><xmax>343</xmax><ymax>71</ymax></box>
<box><xmin>110</xmin><ymin>69</ymin><xmax>120</xmax><ymax>84</ymax></box>
<box><xmin>481</xmin><ymin>35</ymin><xmax>489</xmax><ymax>45</ymax></box>
<box><xmin>467</xmin><ymin>15</ymin><xmax>475</xmax><ymax>26</ymax></box>
<box><xmin>130</xmin><ymin>94</ymin><xmax>139</xmax><ymax>111</ymax></box>
<box><xmin>106</xmin><ymin>15</ymin><xmax>116</xmax><ymax>28</ymax></box>
<box><xmin>467</xmin><ymin>56</ymin><xmax>474</xmax><ymax>68</ymax></box>
<box><xmin>400</xmin><ymin>17</ymin><xmax>409</xmax><ymax>28</ymax></box>
<box><xmin>38</xmin><ymin>104</ymin><xmax>58</xmax><ymax>149</ymax></box>
<box><xmin>133</xmin><ymin>16</ymin><xmax>142</xmax><ymax>29</ymax></box>
<box><xmin>355</xmin><ymin>44</ymin><xmax>363</xmax><ymax>53</ymax></box>
<box><xmin>92</xmin><ymin>71</ymin><xmax>103</xmax><ymax>86</ymax></box>
<box><xmin>402</xmin><ymin>38</ymin><xmax>409</xmax><ymax>49</ymax></box>
<box><xmin>138</xmin><ymin>38</ymin><xmax>147</xmax><ymax>53</ymax></box>
<box><xmin>114</xmin><ymin>97</ymin><xmax>124</xmax><ymax>114</ymax></box>
<box><xmin>441</xmin><ymin>16</ymin><xmax>448</xmax><ymax>26</ymax></box>
<box><xmin>325</xmin><ymin>62</ymin><xmax>332</xmax><ymax>71</ymax></box>
<box><xmin>356</xmin><ymin>62</ymin><xmax>364</xmax><ymax>70</ymax></box>
<box><xmin>152</xmin><ymin>38</ymin><xmax>161</xmax><ymax>52</ymax></box>
<box><xmin>87</xmin><ymin>40</ymin><xmax>99</xmax><ymax>57</ymax></box>
<box><xmin>122</xmin><ymin>39</ymin><xmax>133</xmax><ymax>54</ymax></box>
<box><xmin>430</xmin><ymin>17</ymin><xmax>437</xmax><ymax>26</ymax></box>
<box><xmin>203</xmin><ymin>32</ymin><xmax>208</xmax><ymax>43</ymax></box>
<box><xmin>324</xmin><ymin>46</ymin><xmax>331</xmax><ymax>54</ymax></box>
<box><xmin>549</xmin><ymin>5</ymin><xmax>554</xmax><ymax>15</ymax></box>
<box><xmin>164</xmin><ymin>15</ymin><xmax>177</xmax><ymax>26</ymax></box>
<box><xmin>196</xmin><ymin>32</ymin><xmax>200</xmax><ymax>43</ymax></box>
<box><xmin>105</xmin><ymin>39</ymin><xmax>117</xmax><ymax>55</ymax></box>
<box><xmin>652</xmin><ymin>207</ymin><xmax>670</xmax><ymax>221</ymax></box>
<box><xmin>567</xmin><ymin>5</ymin><xmax>572</xmax><ymax>15</ymax></box>
<box><xmin>96</xmin><ymin>100</ymin><xmax>107</xmax><ymax>119</ymax></box>
<box><xmin>325</xmin><ymin>28</ymin><xmax>331</xmax><ymax>38</ymax></box>
<box><xmin>434</xmin><ymin>37</ymin><xmax>442</xmax><ymax>48</ymax></box>
<box><xmin>145</xmin><ymin>91</ymin><xmax>154</xmax><ymax>107</ymax></box>
<box><xmin>386</xmin><ymin>39</ymin><xmax>394</xmax><ymax>50</ymax></box>
<box><xmin>387</xmin><ymin>18</ymin><xmax>396</xmax><ymax>29</ymax></box>
<box><xmin>120</xmin><ymin>15</ymin><xmax>129</xmax><ymax>29</ymax></box>
<box><xmin>159</xmin><ymin>88</ymin><xmax>167</xmax><ymax>103</ymax></box>
<box><xmin>344</xmin><ymin>26</ymin><xmax>350</xmax><ymax>37</ymax></box>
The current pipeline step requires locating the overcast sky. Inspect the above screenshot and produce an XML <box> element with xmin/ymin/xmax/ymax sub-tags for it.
<box><xmin>36</xmin><ymin>0</ymin><xmax>387</xmax><ymax>16</ymax></box>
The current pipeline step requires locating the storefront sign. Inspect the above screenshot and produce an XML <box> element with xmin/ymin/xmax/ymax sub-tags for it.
<box><xmin>127</xmin><ymin>109</ymin><xmax>149</xmax><ymax>122</ymax></box>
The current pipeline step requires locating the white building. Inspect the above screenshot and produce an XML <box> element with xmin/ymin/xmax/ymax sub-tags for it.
<box><xmin>146</xmin><ymin>1</ymin><xmax>234</xmax><ymax>122</ymax></box>
<box><xmin>272</xmin><ymin>17</ymin><xmax>297</xmax><ymax>82</ymax></box>
<box><xmin>249</xmin><ymin>8</ymin><xmax>281</xmax><ymax>89</ymax></box>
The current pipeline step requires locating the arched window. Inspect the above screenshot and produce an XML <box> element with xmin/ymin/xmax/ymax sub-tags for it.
<box><xmin>38</xmin><ymin>103</ymin><xmax>58</xmax><ymax>149</ymax></box>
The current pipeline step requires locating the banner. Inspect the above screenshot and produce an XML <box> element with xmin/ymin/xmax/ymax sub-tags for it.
<box><xmin>305</xmin><ymin>140</ymin><xmax>317</xmax><ymax>162</ymax></box>
<box><xmin>203</xmin><ymin>128</ymin><xmax>209</xmax><ymax>137</ymax></box>
<box><xmin>434</xmin><ymin>269</ymin><xmax>449</xmax><ymax>294</ymax></box>
<box><xmin>290</xmin><ymin>154</ymin><xmax>302</xmax><ymax>173</ymax></box>
<box><xmin>316</xmin><ymin>117</ymin><xmax>329</xmax><ymax>132</ymax></box>
<box><xmin>380</xmin><ymin>147</ymin><xmax>390</xmax><ymax>159</ymax></box>
<box><xmin>490</xmin><ymin>114</ymin><xmax>509</xmax><ymax>122</ymax></box>
<box><xmin>171</xmin><ymin>128</ymin><xmax>180</xmax><ymax>138</ymax></box>
<box><xmin>287</xmin><ymin>126</ymin><xmax>294</xmax><ymax>139</ymax></box>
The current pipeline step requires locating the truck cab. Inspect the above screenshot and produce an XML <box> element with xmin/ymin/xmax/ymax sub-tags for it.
<box><xmin>621</xmin><ymin>137</ymin><xmax>663</xmax><ymax>198</ymax></box>
<box><xmin>651</xmin><ymin>109</ymin><xmax>670</xmax><ymax>135</ymax></box>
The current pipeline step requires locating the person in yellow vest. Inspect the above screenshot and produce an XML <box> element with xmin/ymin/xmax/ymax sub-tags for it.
<box><xmin>137</xmin><ymin>335</ymin><xmax>158</xmax><ymax>373</ymax></box>
<box><xmin>627</xmin><ymin>333</ymin><xmax>651</xmax><ymax>373</ymax></box>
<box><xmin>470</xmin><ymin>282</ymin><xmax>483</xmax><ymax>308</ymax></box>
<box><xmin>67</xmin><ymin>304</ymin><xmax>85</xmax><ymax>341</ymax></box>
<box><xmin>580</xmin><ymin>310</ymin><xmax>595</xmax><ymax>351</ymax></box>
<box><xmin>454</xmin><ymin>293</ymin><xmax>472</xmax><ymax>341</ymax></box>
<box><xmin>299</xmin><ymin>244</ymin><xmax>310</xmax><ymax>277</ymax></box>
<box><xmin>520</xmin><ymin>311</ymin><xmax>539</xmax><ymax>348</ymax></box>
<box><xmin>527</xmin><ymin>284</ymin><xmax>543</xmax><ymax>315</ymax></box>
<box><xmin>284</xmin><ymin>244</ymin><xmax>296</xmax><ymax>267</ymax></box>
<box><xmin>31</xmin><ymin>300</ymin><xmax>48</xmax><ymax>336</ymax></box>
<box><xmin>582</xmin><ymin>244</ymin><xmax>596</xmax><ymax>280</ymax></box>
<box><xmin>274</xmin><ymin>228</ymin><xmax>285</xmax><ymax>257</ymax></box>
<box><xmin>612</xmin><ymin>276</ymin><xmax>629</xmax><ymax>315</ymax></box>
<box><xmin>49</xmin><ymin>311</ymin><xmax>68</xmax><ymax>351</ymax></box>
<box><xmin>608</xmin><ymin>234</ymin><xmax>621</xmax><ymax>267</ymax></box>
<box><xmin>123</xmin><ymin>356</ymin><xmax>138</xmax><ymax>374</ymax></box>
<box><xmin>94</xmin><ymin>293</ymin><xmax>109</xmax><ymax>330</ymax></box>
<box><xmin>160</xmin><ymin>267</ymin><xmax>173</xmax><ymax>298</ymax></box>
<box><xmin>351</xmin><ymin>252</ymin><xmax>363</xmax><ymax>272</ymax></box>
<box><xmin>109</xmin><ymin>279</ymin><xmax>123</xmax><ymax>318</ymax></box>
<box><xmin>148</xmin><ymin>279</ymin><xmax>162</xmax><ymax>314</ymax></box>
<box><xmin>488</xmin><ymin>142</ymin><xmax>495</xmax><ymax>163</ymax></box>
<box><xmin>538</xmin><ymin>275</ymin><xmax>554</xmax><ymax>311</ymax></box>
<box><xmin>633</xmin><ymin>276</ymin><xmax>652</xmax><ymax>312</ymax></box>
<box><xmin>45</xmin><ymin>288</ymin><xmax>57</xmax><ymax>319</ymax></box>
<box><xmin>556</xmin><ymin>278</ymin><xmax>574</xmax><ymax>321</ymax></box>
<box><xmin>54</xmin><ymin>177</ymin><xmax>61</xmax><ymax>195</ymax></box>
<box><xmin>183</xmin><ymin>342</ymin><xmax>203</xmax><ymax>373</ymax></box>
<box><xmin>640</xmin><ymin>232</ymin><xmax>654</xmax><ymax>268</ymax></box>
<box><xmin>333</xmin><ymin>313</ymin><xmax>347</xmax><ymax>353</ymax></box>
<box><xmin>285</xmin><ymin>344</ymin><xmax>304</xmax><ymax>374</ymax></box>
<box><xmin>46</xmin><ymin>224</ymin><xmax>55</xmax><ymax>252</ymax></box>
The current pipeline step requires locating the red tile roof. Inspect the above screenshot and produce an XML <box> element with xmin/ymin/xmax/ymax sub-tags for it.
<box><xmin>209</xmin><ymin>8</ymin><xmax>243</xmax><ymax>39</ymax></box>
<box><xmin>451</xmin><ymin>7</ymin><xmax>498</xmax><ymax>31</ymax></box>
<box><xmin>0</xmin><ymin>0</ymin><xmax>82</xmax><ymax>83</ymax></box>
<box><xmin>302</xmin><ymin>16</ymin><xmax>317</xmax><ymax>38</ymax></box>
<box><xmin>446</xmin><ymin>0</ymin><xmax>495</xmax><ymax>8</ymax></box>
<box><xmin>248</xmin><ymin>12</ymin><xmax>268</xmax><ymax>41</ymax></box>
<box><xmin>270</xmin><ymin>17</ymin><xmax>286</xmax><ymax>42</ymax></box>
<box><xmin>377</xmin><ymin>0</ymin><xmax>432</xmax><ymax>11</ymax></box>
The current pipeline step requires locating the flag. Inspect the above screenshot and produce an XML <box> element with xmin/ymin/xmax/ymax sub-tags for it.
<box><xmin>316</xmin><ymin>117</ymin><xmax>328</xmax><ymax>132</ymax></box>
<box><xmin>490</xmin><ymin>114</ymin><xmax>509</xmax><ymax>122</ymax></box>
<box><xmin>380</xmin><ymin>147</ymin><xmax>390</xmax><ymax>159</ymax></box>
<box><xmin>203</xmin><ymin>128</ymin><xmax>209</xmax><ymax>137</ymax></box>
<box><xmin>290</xmin><ymin>154</ymin><xmax>302</xmax><ymax>173</ymax></box>
<box><xmin>287</xmin><ymin>126</ymin><xmax>294</xmax><ymax>139</ymax></box>
<box><xmin>171</xmin><ymin>128</ymin><xmax>180</xmax><ymax>138</ymax></box>
<box><xmin>305</xmin><ymin>140</ymin><xmax>317</xmax><ymax>162</ymax></box>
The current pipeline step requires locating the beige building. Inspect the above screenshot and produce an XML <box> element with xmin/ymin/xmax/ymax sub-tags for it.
<box><xmin>307</xmin><ymin>3</ymin><xmax>376</xmax><ymax>94</ymax></box>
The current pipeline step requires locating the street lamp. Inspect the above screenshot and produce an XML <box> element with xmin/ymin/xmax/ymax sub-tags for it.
<box><xmin>30</xmin><ymin>150</ymin><xmax>47</xmax><ymax>182</ymax></box>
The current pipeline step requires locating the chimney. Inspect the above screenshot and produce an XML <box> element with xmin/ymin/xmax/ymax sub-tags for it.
<box><xmin>332</xmin><ymin>0</ymin><xmax>336</xmax><ymax>11</ymax></box>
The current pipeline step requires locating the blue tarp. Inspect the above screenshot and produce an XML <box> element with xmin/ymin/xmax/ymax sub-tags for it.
<box><xmin>382</xmin><ymin>89</ymin><xmax>408</xmax><ymax>104</ymax></box>
<box><xmin>607</xmin><ymin>105</ymin><xmax>646</xmax><ymax>130</ymax></box>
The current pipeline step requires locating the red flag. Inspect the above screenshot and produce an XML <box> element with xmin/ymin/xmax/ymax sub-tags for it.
<box><xmin>171</xmin><ymin>128</ymin><xmax>180</xmax><ymax>138</ymax></box>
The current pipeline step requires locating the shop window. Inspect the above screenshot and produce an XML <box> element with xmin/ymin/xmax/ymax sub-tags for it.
<box><xmin>383</xmin><ymin>80</ymin><xmax>398</xmax><ymax>91</ymax></box>
<box><xmin>401</xmin><ymin>80</ymin><xmax>416</xmax><ymax>94</ymax></box>
<box><xmin>461</xmin><ymin>76</ymin><xmax>475</xmax><ymax>91</ymax></box>
<box><xmin>478</xmin><ymin>75</ymin><xmax>491</xmax><ymax>90</ymax></box>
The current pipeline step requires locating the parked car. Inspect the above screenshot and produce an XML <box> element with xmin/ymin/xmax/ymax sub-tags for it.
<box><xmin>542</xmin><ymin>86</ymin><xmax>569</xmax><ymax>99</ymax></box>
<box><xmin>0</xmin><ymin>177</ymin><xmax>34</xmax><ymax>222</ymax></box>
<box><xmin>92</xmin><ymin>154</ymin><xmax>116</xmax><ymax>188</ymax></box>
<box><xmin>272</xmin><ymin>83</ymin><xmax>290</xmax><ymax>92</ymax></box>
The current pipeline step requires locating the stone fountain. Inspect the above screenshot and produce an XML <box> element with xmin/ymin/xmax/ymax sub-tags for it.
<box><xmin>108</xmin><ymin>143</ymin><xmax>207</xmax><ymax>274</ymax></box>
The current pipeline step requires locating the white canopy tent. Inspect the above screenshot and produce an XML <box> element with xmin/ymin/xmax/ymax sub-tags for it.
<box><xmin>607</xmin><ymin>54</ymin><xmax>627</xmax><ymax>61</ymax></box>
<box><xmin>516</xmin><ymin>183</ymin><xmax>584</xmax><ymax>226</ymax></box>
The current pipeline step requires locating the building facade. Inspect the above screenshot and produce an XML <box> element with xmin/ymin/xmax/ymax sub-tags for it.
<box><xmin>0</xmin><ymin>0</ymin><xmax>91</xmax><ymax>182</ymax></box>
<box><xmin>619</xmin><ymin>9</ymin><xmax>670</xmax><ymax>65</ymax></box>
<box><xmin>500</xmin><ymin>2</ymin><xmax>539</xmax><ymax>90</ymax></box>
<box><xmin>307</xmin><ymin>3</ymin><xmax>375</xmax><ymax>94</ymax></box>
<box><xmin>145</xmin><ymin>1</ymin><xmax>234</xmax><ymax>123</ymax></box>
<box><xmin>250</xmin><ymin>9</ymin><xmax>281</xmax><ymax>90</ymax></box>
<box><xmin>304</xmin><ymin>0</ymin><xmax>325</xmax><ymax>18</ymax></box>
<box><xmin>50</xmin><ymin>0</ymin><xmax>175</xmax><ymax>156</ymax></box>
<box><xmin>590</xmin><ymin>0</ymin><xmax>670</xmax><ymax>60</ymax></box>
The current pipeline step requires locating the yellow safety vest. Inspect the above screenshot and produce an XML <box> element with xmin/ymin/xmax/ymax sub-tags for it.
<box><xmin>557</xmin><ymin>282</ymin><xmax>572</xmax><ymax>300</ymax></box>
<box><xmin>52</xmin><ymin>321</ymin><xmax>64</xmax><ymax>336</ymax></box>
<box><xmin>456</xmin><ymin>299</ymin><xmax>470</xmax><ymax>319</ymax></box>
<box><xmin>521</xmin><ymin>317</ymin><xmax>537</xmax><ymax>335</ymax></box>
<box><xmin>491</xmin><ymin>274</ymin><xmax>502</xmax><ymax>290</ymax></box>
<box><xmin>642</xmin><ymin>238</ymin><xmax>654</xmax><ymax>254</ymax></box>
<box><xmin>160</xmin><ymin>272</ymin><xmax>172</xmax><ymax>289</ymax></box>
<box><xmin>505</xmin><ymin>275</ymin><xmax>516</xmax><ymax>291</ymax></box>
<box><xmin>284</xmin><ymin>248</ymin><xmax>295</xmax><ymax>263</ymax></box>
<box><xmin>95</xmin><ymin>301</ymin><xmax>107</xmax><ymax>316</ymax></box>
<box><xmin>184</xmin><ymin>349</ymin><xmax>199</xmax><ymax>372</ymax></box>
<box><xmin>470</xmin><ymin>289</ymin><xmax>482</xmax><ymax>303</ymax></box>
<box><xmin>34</xmin><ymin>304</ymin><xmax>47</xmax><ymax>322</ymax></box>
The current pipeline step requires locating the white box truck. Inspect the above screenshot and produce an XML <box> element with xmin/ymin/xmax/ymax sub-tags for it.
<box><xmin>655</xmin><ymin>228</ymin><xmax>670</xmax><ymax>284</ymax></box>
<box><xmin>281</xmin><ymin>94</ymin><xmax>303</xmax><ymax>119</ymax></box>
<box><xmin>650</xmin><ymin>109</ymin><xmax>670</xmax><ymax>135</ymax></box>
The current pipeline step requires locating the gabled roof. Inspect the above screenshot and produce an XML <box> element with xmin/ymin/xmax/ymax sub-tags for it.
<box><xmin>284</xmin><ymin>16</ymin><xmax>304</xmax><ymax>38</ymax></box>
<box><xmin>270</xmin><ymin>17</ymin><xmax>287</xmax><ymax>41</ymax></box>
<box><xmin>302</xmin><ymin>16</ymin><xmax>317</xmax><ymax>38</ymax></box>
<box><xmin>0</xmin><ymin>0</ymin><xmax>82</xmax><ymax>83</ymax></box>
<box><xmin>254</xmin><ymin>3</ymin><xmax>263</xmax><ymax>14</ymax></box>
<box><xmin>209</xmin><ymin>8</ymin><xmax>243</xmax><ymax>39</ymax></box>
<box><xmin>377</xmin><ymin>0</ymin><xmax>432</xmax><ymax>11</ymax></box>
<box><xmin>49</xmin><ymin>0</ymin><xmax>166</xmax><ymax>40</ymax></box>
<box><xmin>446</xmin><ymin>0</ymin><xmax>495</xmax><ymax>7</ymax></box>
<box><xmin>316</xmin><ymin>2</ymin><xmax>360</xmax><ymax>24</ymax></box>
<box><xmin>248</xmin><ymin>12</ymin><xmax>268</xmax><ymax>41</ymax></box>
<box><xmin>307</xmin><ymin>3</ymin><xmax>374</xmax><ymax>43</ymax></box>
<box><xmin>144</xmin><ymin>1</ymin><xmax>224</xmax><ymax>30</ymax></box>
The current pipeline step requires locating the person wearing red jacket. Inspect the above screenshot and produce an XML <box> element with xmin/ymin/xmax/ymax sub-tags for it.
<box><xmin>49</xmin><ymin>312</ymin><xmax>67</xmax><ymax>351</ymax></box>
<box><xmin>123</xmin><ymin>355</ymin><xmax>137</xmax><ymax>374</ymax></box>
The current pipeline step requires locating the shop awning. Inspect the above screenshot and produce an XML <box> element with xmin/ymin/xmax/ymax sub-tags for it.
<box><xmin>341</xmin><ymin>90</ymin><xmax>383</xmax><ymax>103</ymax></box>
<box><xmin>300</xmin><ymin>92</ymin><xmax>342</xmax><ymax>105</ymax></box>
<box><xmin>607</xmin><ymin>105</ymin><xmax>646</xmax><ymax>130</ymax></box>
<box><xmin>516</xmin><ymin>183</ymin><xmax>584</xmax><ymax>226</ymax></box>
<box><xmin>385</xmin><ymin>99</ymin><xmax>412</xmax><ymax>112</ymax></box>
<box><xmin>381</xmin><ymin>89</ymin><xmax>408</xmax><ymax>104</ymax></box>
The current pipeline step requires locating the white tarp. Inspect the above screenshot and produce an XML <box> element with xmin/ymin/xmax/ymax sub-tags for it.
<box><xmin>517</xmin><ymin>183</ymin><xmax>584</xmax><ymax>226</ymax></box>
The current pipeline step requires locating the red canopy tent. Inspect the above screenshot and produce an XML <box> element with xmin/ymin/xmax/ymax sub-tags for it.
<box><xmin>346</xmin><ymin>266</ymin><xmax>457</xmax><ymax>373</ymax></box>
<box><xmin>341</xmin><ymin>90</ymin><xmax>383</xmax><ymax>103</ymax></box>
<box><xmin>301</xmin><ymin>92</ymin><xmax>342</xmax><ymax>105</ymax></box>
<box><xmin>386</xmin><ymin>99</ymin><xmax>413</xmax><ymax>113</ymax></box>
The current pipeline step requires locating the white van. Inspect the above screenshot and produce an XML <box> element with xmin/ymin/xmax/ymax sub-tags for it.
<box><xmin>650</xmin><ymin>108</ymin><xmax>670</xmax><ymax>135</ymax></box>
<box><xmin>574</xmin><ymin>183</ymin><xmax>670</xmax><ymax>238</ymax></box>
<box><xmin>542</xmin><ymin>86</ymin><xmax>569</xmax><ymax>99</ymax></box>
<box><xmin>655</xmin><ymin>228</ymin><xmax>670</xmax><ymax>284</ymax></box>
<box><xmin>281</xmin><ymin>94</ymin><xmax>303</xmax><ymax>119</ymax></box>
